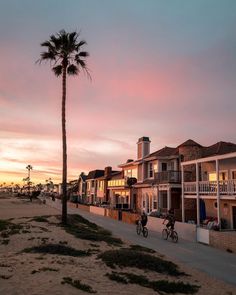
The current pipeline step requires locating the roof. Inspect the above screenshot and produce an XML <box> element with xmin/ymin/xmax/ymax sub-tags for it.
<box><xmin>97</xmin><ymin>170</ymin><xmax>121</xmax><ymax>180</ymax></box>
<box><xmin>202</xmin><ymin>141</ymin><xmax>236</xmax><ymax>158</ymax></box>
<box><xmin>178</xmin><ymin>139</ymin><xmax>202</xmax><ymax>148</ymax></box>
<box><xmin>79</xmin><ymin>173</ymin><xmax>87</xmax><ymax>181</ymax></box>
<box><xmin>146</xmin><ymin>146</ymin><xmax>178</xmax><ymax>158</ymax></box>
<box><xmin>109</xmin><ymin>171</ymin><xmax>123</xmax><ymax>180</ymax></box>
<box><xmin>86</xmin><ymin>170</ymin><xmax>104</xmax><ymax>180</ymax></box>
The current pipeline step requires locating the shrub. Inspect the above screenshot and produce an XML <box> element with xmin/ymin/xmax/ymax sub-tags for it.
<box><xmin>22</xmin><ymin>244</ymin><xmax>91</xmax><ymax>257</ymax></box>
<box><xmin>98</xmin><ymin>249</ymin><xmax>184</xmax><ymax>276</ymax></box>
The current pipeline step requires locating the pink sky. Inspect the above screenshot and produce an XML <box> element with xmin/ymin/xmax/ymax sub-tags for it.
<box><xmin>1</xmin><ymin>1</ymin><xmax>236</xmax><ymax>185</ymax></box>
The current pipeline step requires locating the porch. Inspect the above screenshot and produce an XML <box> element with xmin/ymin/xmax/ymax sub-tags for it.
<box><xmin>181</xmin><ymin>151</ymin><xmax>236</xmax><ymax>229</ymax></box>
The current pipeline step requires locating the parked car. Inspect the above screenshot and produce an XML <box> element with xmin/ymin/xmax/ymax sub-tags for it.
<box><xmin>148</xmin><ymin>209</ymin><xmax>163</xmax><ymax>218</ymax></box>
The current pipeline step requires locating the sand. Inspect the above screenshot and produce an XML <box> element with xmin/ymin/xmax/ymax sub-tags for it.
<box><xmin>0</xmin><ymin>194</ymin><xmax>235</xmax><ymax>295</ymax></box>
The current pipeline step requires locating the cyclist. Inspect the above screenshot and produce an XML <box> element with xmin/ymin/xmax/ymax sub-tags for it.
<box><xmin>163</xmin><ymin>209</ymin><xmax>175</xmax><ymax>230</ymax></box>
<box><xmin>140</xmin><ymin>210</ymin><xmax>148</xmax><ymax>228</ymax></box>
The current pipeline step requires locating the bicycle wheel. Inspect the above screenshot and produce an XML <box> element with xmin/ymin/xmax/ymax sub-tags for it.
<box><xmin>143</xmin><ymin>227</ymin><xmax>148</xmax><ymax>238</ymax></box>
<box><xmin>171</xmin><ymin>231</ymin><xmax>178</xmax><ymax>243</ymax></box>
<box><xmin>162</xmin><ymin>228</ymin><xmax>168</xmax><ymax>240</ymax></box>
<box><xmin>136</xmin><ymin>224</ymin><xmax>141</xmax><ymax>235</ymax></box>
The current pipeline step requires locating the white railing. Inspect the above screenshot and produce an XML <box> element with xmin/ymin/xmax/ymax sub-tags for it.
<box><xmin>184</xmin><ymin>180</ymin><xmax>236</xmax><ymax>195</ymax></box>
<box><xmin>184</xmin><ymin>182</ymin><xmax>196</xmax><ymax>194</ymax></box>
<box><xmin>199</xmin><ymin>181</ymin><xmax>217</xmax><ymax>195</ymax></box>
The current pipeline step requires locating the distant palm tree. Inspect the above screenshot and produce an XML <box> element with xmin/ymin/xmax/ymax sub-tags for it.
<box><xmin>38</xmin><ymin>30</ymin><xmax>90</xmax><ymax>224</ymax></box>
<box><xmin>26</xmin><ymin>165</ymin><xmax>33</xmax><ymax>199</ymax></box>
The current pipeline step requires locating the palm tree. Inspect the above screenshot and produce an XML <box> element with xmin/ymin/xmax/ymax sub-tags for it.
<box><xmin>26</xmin><ymin>165</ymin><xmax>33</xmax><ymax>197</ymax></box>
<box><xmin>38</xmin><ymin>30</ymin><xmax>90</xmax><ymax>224</ymax></box>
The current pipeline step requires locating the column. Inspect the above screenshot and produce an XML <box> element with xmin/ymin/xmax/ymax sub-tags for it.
<box><xmin>196</xmin><ymin>163</ymin><xmax>200</xmax><ymax>226</ymax></box>
<box><xmin>216</xmin><ymin>159</ymin><xmax>221</xmax><ymax>230</ymax></box>
<box><xmin>167</xmin><ymin>187</ymin><xmax>171</xmax><ymax>210</ymax></box>
<box><xmin>181</xmin><ymin>166</ymin><xmax>185</xmax><ymax>222</ymax></box>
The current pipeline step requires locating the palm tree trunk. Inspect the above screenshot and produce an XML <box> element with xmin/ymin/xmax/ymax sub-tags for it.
<box><xmin>62</xmin><ymin>63</ymin><xmax>67</xmax><ymax>224</ymax></box>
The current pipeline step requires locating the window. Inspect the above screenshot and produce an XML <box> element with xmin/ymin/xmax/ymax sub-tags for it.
<box><xmin>209</xmin><ymin>171</ymin><xmax>228</xmax><ymax>181</ymax></box>
<box><xmin>153</xmin><ymin>163</ymin><xmax>158</xmax><ymax>173</ymax></box>
<box><xmin>170</xmin><ymin>161</ymin><xmax>174</xmax><ymax>171</ymax></box>
<box><xmin>124</xmin><ymin>168</ymin><xmax>137</xmax><ymax>179</ymax></box>
<box><xmin>232</xmin><ymin>170</ymin><xmax>236</xmax><ymax>180</ymax></box>
<box><xmin>99</xmin><ymin>180</ymin><xmax>104</xmax><ymax>190</ymax></box>
<box><xmin>162</xmin><ymin>163</ymin><xmax>167</xmax><ymax>171</ymax></box>
<box><xmin>149</xmin><ymin>163</ymin><xmax>153</xmax><ymax>178</ymax></box>
<box><xmin>87</xmin><ymin>182</ymin><xmax>90</xmax><ymax>190</ymax></box>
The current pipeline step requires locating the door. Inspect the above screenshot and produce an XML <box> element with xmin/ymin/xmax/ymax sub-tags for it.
<box><xmin>232</xmin><ymin>206</ymin><xmax>236</xmax><ymax>229</ymax></box>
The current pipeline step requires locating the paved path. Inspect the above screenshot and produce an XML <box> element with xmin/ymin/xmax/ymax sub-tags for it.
<box><xmin>47</xmin><ymin>199</ymin><xmax>236</xmax><ymax>286</ymax></box>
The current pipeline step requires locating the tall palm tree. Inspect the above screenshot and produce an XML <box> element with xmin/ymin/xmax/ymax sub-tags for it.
<box><xmin>38</xmin><ymin>30</ymin><xmax>90</xmax><ymax>224</ymax></box>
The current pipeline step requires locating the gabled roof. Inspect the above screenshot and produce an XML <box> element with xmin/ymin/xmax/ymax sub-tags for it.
<box><xmin>79</xmin><ymin>173</ymin><xmax>87</xmax><ymax>181</ymax></box>
<box><xmin>109</xmin><ymin>171</ymin><xmax>123</xmax><ymax>180</ymax></box>
<box><xmin>146</xmin><ymin>146</ymin><xmax>178</xmax><ymax>158</ymax></box>
<box><xmin>202</xmin><ymin>141</ymin><xmax>236</xmax><ymax>158</ymax></box>
<box><xmin>97</xmin><ymin>170</ymin><xmax>121</xmax><ymax>180</ymax></box>
<box><xmin>178</xmin><ymin>139</ymin><xmax>202</xmax><ymax>148</ymax></box>
<box><xmin>86</xmin><ymin>170</ymin><xmax>104</xmax><ymax>180</ymax></box>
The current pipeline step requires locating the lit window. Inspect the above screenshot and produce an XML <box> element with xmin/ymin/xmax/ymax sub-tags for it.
<box><xmin>232</xmin><ymin>171</ymin><xmax>236</xmax><ymax>180</ymax></box>
<box><xmin>209</xmin><ymin>173</ymin><xmax>216</xmax><ymax>181</ymax></box>
<box><xmin>149</xmin><ymin>163</ymin><xmax>153</xmax><ymax>178</ymax></box>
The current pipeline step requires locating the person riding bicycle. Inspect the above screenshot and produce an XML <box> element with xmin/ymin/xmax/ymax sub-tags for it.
<box><xmin>140</xmin><ymin>211</ymin><xmax>148</xmax><ymax>228</ymax></box>
<box><xmin>163</xmin><ymin>209</ymin><xmax>175</xmax><ymax>230</ymax></box>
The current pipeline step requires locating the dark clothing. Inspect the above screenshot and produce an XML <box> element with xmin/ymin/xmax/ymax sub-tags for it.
<box><xmin>166</xmin><ymin>213</ymin><xmax>175</xmax><ymax>230</ymax></box>
<box><xmin>141</xmin><ymin>214</ymin><xmax>148</xmax><ymax>227</ymax></box>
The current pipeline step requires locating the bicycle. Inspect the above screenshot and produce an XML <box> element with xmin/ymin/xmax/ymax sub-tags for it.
<box><xmin>136</xmin><ymin>220</ymin><xmax>148</xmax><ymax>238</ymax></box>
<box><xmin>162</xmin><ymin>225</ymin><xmax>178</xmax><ymax>243</ymax></box>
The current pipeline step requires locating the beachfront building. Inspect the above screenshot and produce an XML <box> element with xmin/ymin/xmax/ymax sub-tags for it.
<box><xmin>117</xmin><ymin>137</ymin><xmax>183</xmax><ymax>216</ymax></box>
<box><xmin>96</xmin><ymin>167</ymin><xmax>120</xmax><ymax>205</ymax></box>
<box><xmin>181</xmin><ymin>142</ymin><xmax>236</xmax><ymax>229</ymax></box>
<box><xmin>107</xmin><ymin>168</ymin><xmax>138</xmax><ymax>210</ymax></box>
<box><xmin>85</xmin><ymin>170</ymin><xmax>105</xmax><ymax>204</ymax></box>
<box><xmin>77</xmin><ymin>172</ymin><xmax>87</xmax><ymax>203</ymax></box>
<box><xmin>131</xmin><ymin>137</ymin><xmax>183</xmax><ymax>216</ymax></box>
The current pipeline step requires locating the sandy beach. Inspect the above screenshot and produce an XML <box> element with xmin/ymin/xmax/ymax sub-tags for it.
<box><xmin>0</xmin><ymin>194</ymin><xmax>235</xmax><ymax>295</ymax></box>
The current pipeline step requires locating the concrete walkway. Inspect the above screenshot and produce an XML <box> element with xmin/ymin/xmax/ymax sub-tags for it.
<box><xmin>47</xmin><ymin>199</ymin><xmax>236</xmax><ymax>286</ymax></box>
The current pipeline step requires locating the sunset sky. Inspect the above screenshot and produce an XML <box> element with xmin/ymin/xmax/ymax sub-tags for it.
<box><xmin>1</xmin><ymin>0</ymin><xmax>236</xmax><ymax>185</ymax></box>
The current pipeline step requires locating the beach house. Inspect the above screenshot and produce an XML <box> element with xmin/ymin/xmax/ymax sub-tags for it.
<box><xmin>181</xmin><ymin>141</ymin><xmax>236</xmax><ymax>229</ymax></box>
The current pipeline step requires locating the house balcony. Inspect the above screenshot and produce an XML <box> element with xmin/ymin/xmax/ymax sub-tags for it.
<box><xmin>155</xmin><ymin>170</ymin><xmax>181</xmax><ymax>184</ymax></box>
<box><xmin>184</xmin><ymin>180</ymin><xmax>236</xmax><ymax>195</ymax></box>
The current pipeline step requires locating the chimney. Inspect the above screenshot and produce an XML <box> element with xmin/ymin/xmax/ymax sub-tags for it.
<box><xmin>104</xmin><ymin>166</ymin><xmax>112</xmax><ymax>178</ymax></box>
<box><xmin>137</xmin><ymin>136</ymin><xmax>150</xmax><ymax>159</ymax></box>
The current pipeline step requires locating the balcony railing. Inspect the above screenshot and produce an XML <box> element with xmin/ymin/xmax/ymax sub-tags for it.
<box><xmin>155</xmin><ymin>170</ymin><xmax>181</xmax><ymax>184</ymax></box>
<box><xmin>184</xmin><ymin>180</ymin><xmax>236</xmax><ymax>195</ymax></box>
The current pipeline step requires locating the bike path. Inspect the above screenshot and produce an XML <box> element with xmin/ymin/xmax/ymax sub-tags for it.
<box><xmin>46</xmin><ymin>199</ymin><xmax>236</xmax><ymax>286</ymax></box>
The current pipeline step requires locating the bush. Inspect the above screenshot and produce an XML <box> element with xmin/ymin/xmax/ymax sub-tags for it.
<box><xmin>98</xmin><ymin>249</ymin><xmax>184</xmax><ymax>276</ymax></box>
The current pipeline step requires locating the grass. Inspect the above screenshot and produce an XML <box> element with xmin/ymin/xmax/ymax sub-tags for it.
<box><xmin>59</xmin><ymin>240</ymin><xmax>68</xmax><ymax>245</ymax></box>
<box><xmin>98</xmin><ymin>249</ymin><xmax>185</xmax><ymax>276</ymax></box>
<box><xmin>22</xmin><ymin>244</ymin><xmax>92</xmax><ymax>257</ymax></box>
<box><xmin>128</xmin><ymin>244</ymin><xmax>156</xmax><ymax>253</ymax></box>
<box><xmin>0</xmin><ymin>263</ymin><xmax>11</xmax><ymax>267</ymax></box>
<box><xmin>106</xmin><ymin>272</ymin><xmax>128</xmax><ymax>284</ymax></box>
<box><xmin>61</xmin><ymin>277</ymin><xmax>97</xmax><ymax>293</ymax></box>
<box><xmin>1</xmin><ymin>239</ymin><xmax>10</xmax><ymax>245</ymax></box>
<box><xmin>106</xmin><ymin>271</ymin><xmax>199</xmax><ymax>294</ymax></box>
<box><xmin>0</xmin><ymin>220</ymin><xmax>10</xmax><ymax>231</ymax></box>
<box><xmin>63</xmin><ymin>214</ymin><xmax>123</xmax><ymax>246</ymax></box>
<box><xmin>31</xmin><ymin>267</ymin><xmax>59</xmax><ymax>274</ymax></box>
<box><xmin>30</xmin><ymin>216</ymin><xmax>48</xmax><ymax>223</ymax></box>
<box><xmin>0</xmin><ymin>275</ymin><xmax>12</xmax><ymax>280</ymax></box>
<box><xmin>0</xmin><ymin>219</ymin><xmax>23</xmax><ymax>238</ymax></box>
